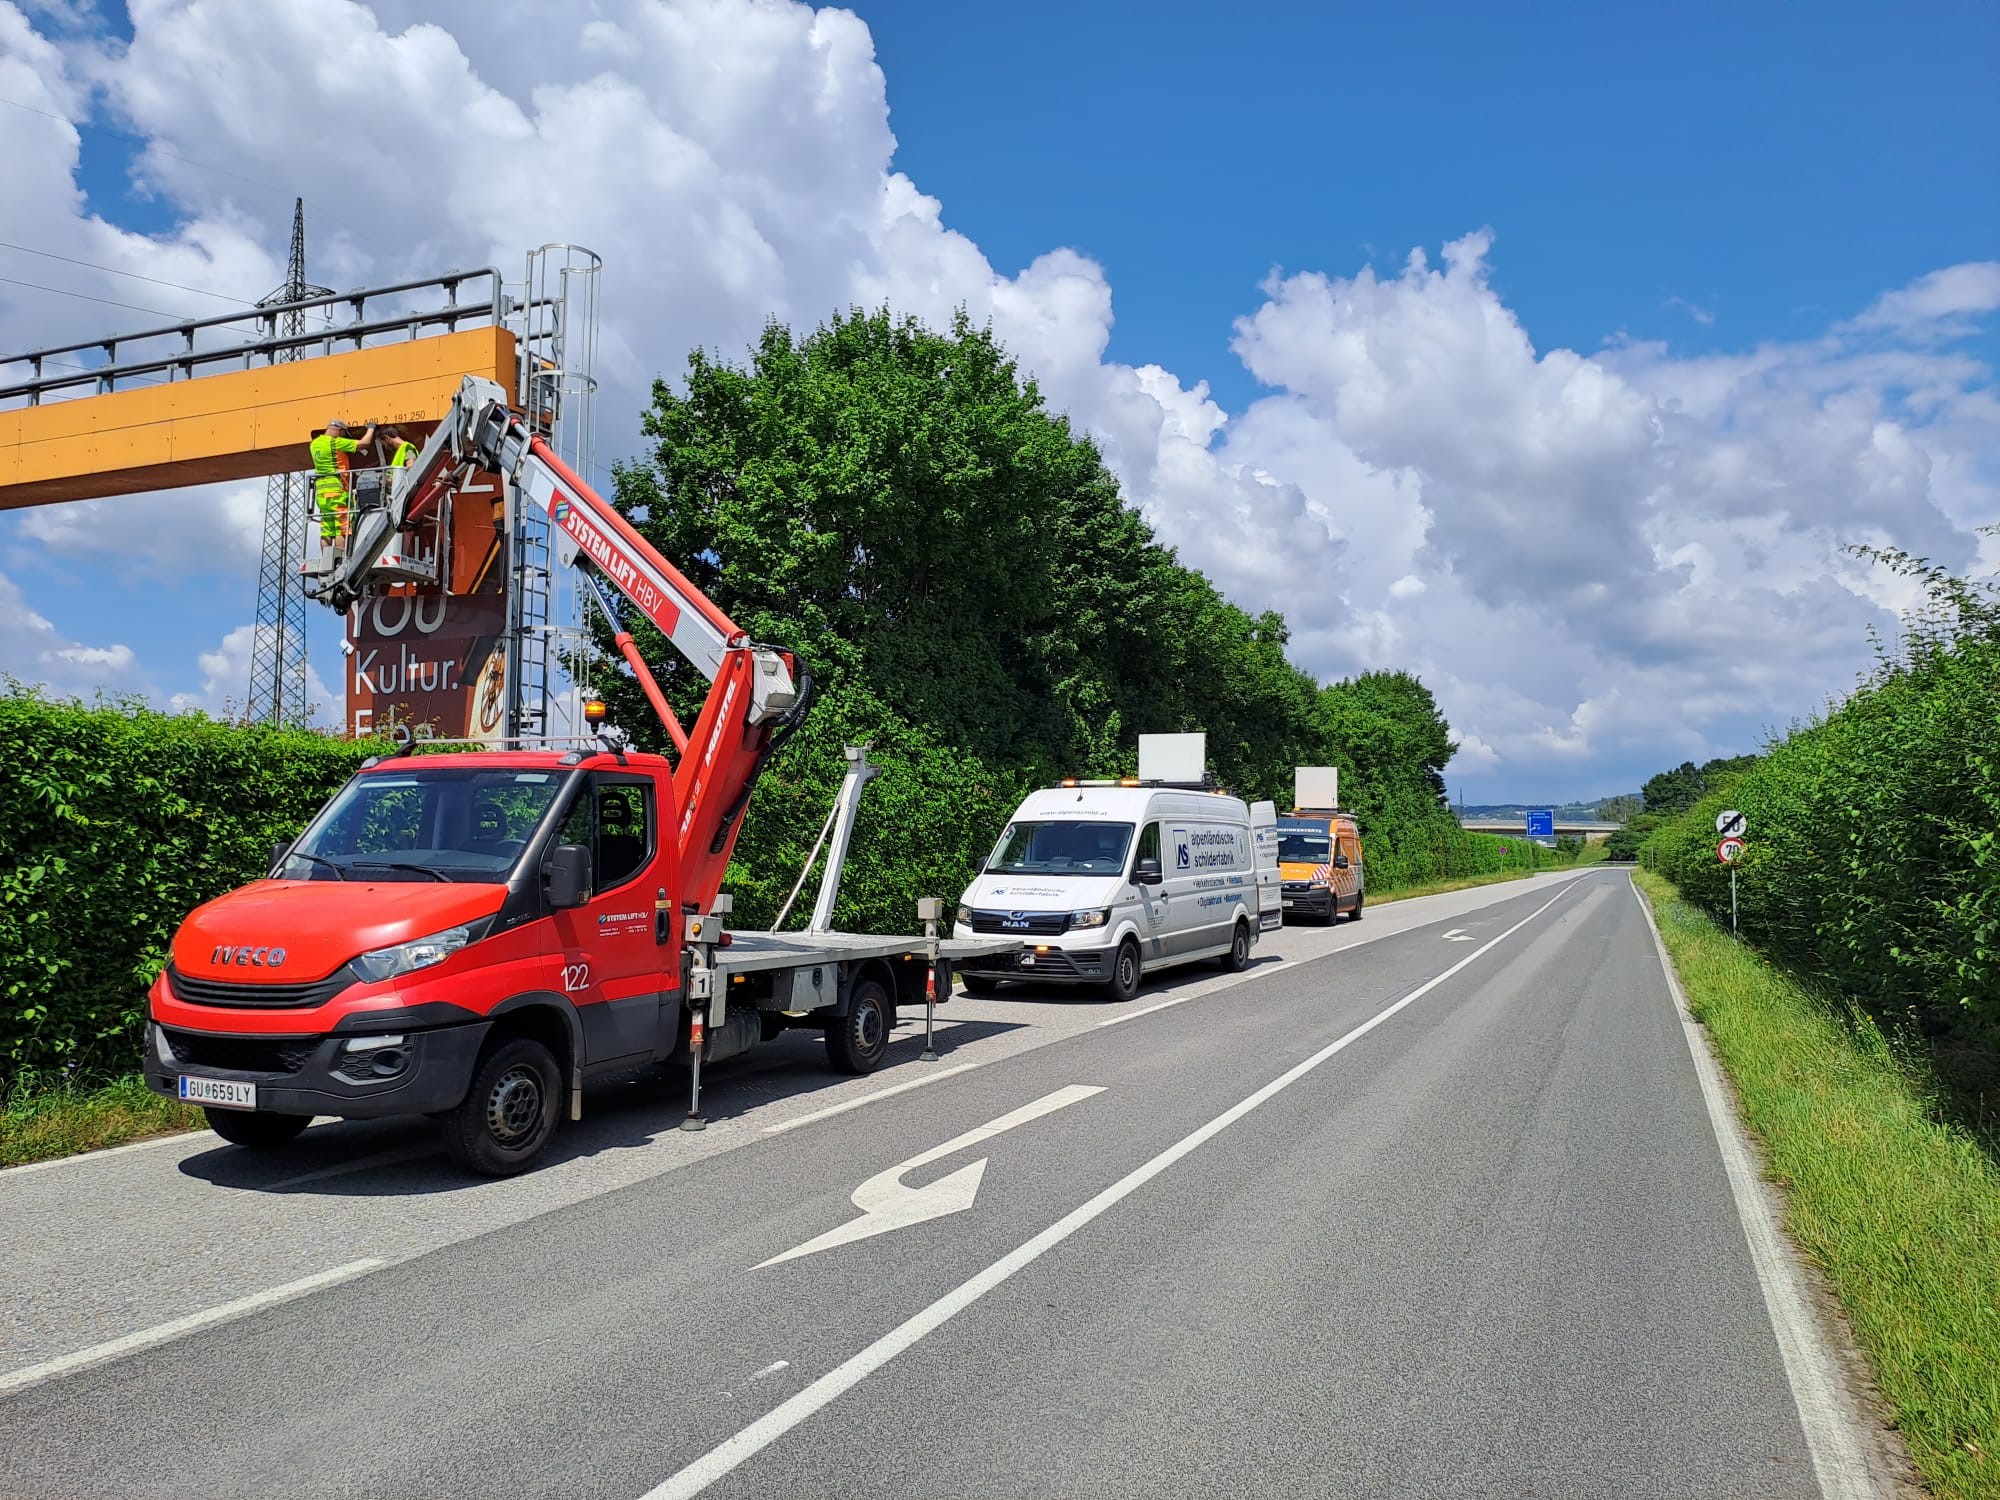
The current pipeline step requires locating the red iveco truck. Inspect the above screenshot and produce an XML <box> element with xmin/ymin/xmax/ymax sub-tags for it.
<box><xmin>144</xmin><ymin>376</ymin><xmax>1010</xmax><ymax>1174</ymax></box>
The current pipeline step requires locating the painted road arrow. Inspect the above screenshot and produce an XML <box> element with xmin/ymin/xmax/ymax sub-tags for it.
<box><xmin>756</xmin><ymin>1084</ymin><xmax>1107</xmax><ymax>1268</ymax></box>
<box><xmin>1442</xmin><ymin>929</ymin><xmax>1476</xmax><ymax>942</ymax></box>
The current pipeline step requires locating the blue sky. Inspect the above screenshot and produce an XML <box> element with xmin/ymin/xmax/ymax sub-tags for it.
<box><xmin>2</xmin><ymin>0</ymin><xmax>1996</xmax><ymax>803</ymax></box>
<box><xmin>855</xmin><ymin>0</ymin><xmax>1998</xmax><ymax>411</ymax></box>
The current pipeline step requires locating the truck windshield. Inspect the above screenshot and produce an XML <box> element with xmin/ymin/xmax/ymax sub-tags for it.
<box><xmin>1277</xmin><ymin>822</ymin><xmax>1333</xmax><ymax>862</ymax></box>
<box><xmin>278</xmin><ymin>766</ymin><xmax>572</xmax><ymax>883</ymax></box>
<box><xmin>987</xmin><ymin>821</ymin><xmax>1135</xmax><ymax>875</ymax></box>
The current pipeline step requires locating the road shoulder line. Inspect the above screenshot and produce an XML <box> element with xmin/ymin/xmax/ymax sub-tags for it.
<box><xmin>1628</xmin><ymin>877</ymin><xmax>1881</xmax><ymax>1500</ymax></box>
<box><xmin>0</xmin><ymin>1259</ymin><xmax>387</xmax><ymax>1398</ymax></box>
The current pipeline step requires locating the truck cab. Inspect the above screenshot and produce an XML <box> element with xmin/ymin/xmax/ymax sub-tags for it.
<box><xmin>145</xmin><ymin>748</ymin><xmax>690</xmax><ymax>1173</ymax></box>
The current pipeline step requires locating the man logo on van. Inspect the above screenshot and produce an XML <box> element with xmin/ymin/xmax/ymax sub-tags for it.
<box><xmin>1001</xmin><ymin>911</ymin><xmax>1033</xmax><ymax>930</ymax></box>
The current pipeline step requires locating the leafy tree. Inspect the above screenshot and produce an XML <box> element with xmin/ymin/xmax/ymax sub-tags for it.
<box><xmin>590</xmin><ymin>308</ymin><xmax>1564</xmax><ymax>928</ymax></box>
<box><xmin>1598</xmin><ymin>794</ymin><xmax>1643</xmax><ymax>824</ymax></box>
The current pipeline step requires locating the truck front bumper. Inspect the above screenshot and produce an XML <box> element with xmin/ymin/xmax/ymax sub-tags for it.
<box><xmin>1282</xmin><ymin>886</ymin><xmax>1335</xmax><ymax>920</ymax></box>
<box><xmin>143</xmin><ymin>1019</ymin><xmax>489</xmax><ymax>1119</ymax></box>
<box><xmin>955</xmin><ymin>944</ymin><xmax>1113</xmax><ymax>984</ymax></box>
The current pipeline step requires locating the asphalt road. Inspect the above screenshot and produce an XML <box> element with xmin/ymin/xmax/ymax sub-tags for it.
<box><xmin>0</xmin><ymin>870</ymin><xmax>1867</xmax><ymax>1498</ymax></box>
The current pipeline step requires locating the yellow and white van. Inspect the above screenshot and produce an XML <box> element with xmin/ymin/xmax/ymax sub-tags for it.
<box><xmin>1278</xmin><ymin>811</ymin><xmax>1365</xmax><ymax>923</ymax></box>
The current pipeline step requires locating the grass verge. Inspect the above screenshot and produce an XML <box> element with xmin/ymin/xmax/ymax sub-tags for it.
<box><xmin>1</xmin><ymin>1076</ymin><xmax>201</xmax><ymax>1169</ymax></box>
<box><xmin>1635</xmin><ymin>869</ymin><xmax>1999</xmax><ymax>1500</ymax></box>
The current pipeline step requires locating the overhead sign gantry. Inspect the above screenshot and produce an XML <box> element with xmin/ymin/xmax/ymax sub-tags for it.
<box><xmin>0</xmin><ymin>246</ymin><xmax>602</xmax><ymax>743</ymax></box>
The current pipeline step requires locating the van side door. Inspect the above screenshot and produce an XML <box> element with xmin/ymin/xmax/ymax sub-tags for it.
<box><xmin>1130</xmin><ymin>821</ymin><xmax>1171</xmax><ymax>963</ymax></box>
<box><xmin>1331</xmin><ymin>820</ymin><xmax>1361</xmax><ymax>913</ymax></box>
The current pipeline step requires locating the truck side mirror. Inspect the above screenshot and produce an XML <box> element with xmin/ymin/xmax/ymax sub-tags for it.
<box><xmin>1333</xmin><ymin>853</ymin><xmax>1350</xmax><ymax>870</ymax></box>
<box><xmin>1133</xmin><ymin>856</ymin><xmax>1164</xmax><ymax>886</ymax></box>
<box><xmin>546</xmin><ymin>844</ymin><xmax>593</xmax><ymax>909</ymax></box>
<box><xmin>270</xmin><ymin>841</ymin><xmax>290</xmax><ymax>874</ymax></box>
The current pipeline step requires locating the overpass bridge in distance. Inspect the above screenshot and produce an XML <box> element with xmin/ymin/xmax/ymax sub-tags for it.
<box><xmin>1457</xmin><ymin>818</ymin><xmax>1623</xmax><ymax>842</ymax></box>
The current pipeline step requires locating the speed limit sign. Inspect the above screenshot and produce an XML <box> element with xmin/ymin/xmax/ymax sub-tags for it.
<box><xmin>1716</xmin><ymin>809</ymin><xmax>1748</xmax><ymax>838</ymax></box>
<box><xmin>1717</xmin><ymin>837</ymin><xmax>1745</xmax><ymax>864</ymax></box>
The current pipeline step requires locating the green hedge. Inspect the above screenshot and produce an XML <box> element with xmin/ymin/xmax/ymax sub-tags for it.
<box><xmin>0</xmin><ymin>690</ymin><xmax>370</xmax><ymax>1084</ymax></box>
<box><xmin>3</xmin><ymin>686</ymin><xmax>1573</xmax><ymax>1087</ymax></box>
<box><xmin>1641</xmin><ymin>558</ymin><xmax>2000</xmax><ymax>1044</ymax></box>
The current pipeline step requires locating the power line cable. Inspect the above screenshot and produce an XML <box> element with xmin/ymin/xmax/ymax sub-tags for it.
<box><xmin>0</xmin><ymin>95</ymin><xmax>290</xmax><ymax>197</ymax></box>
<box><xmin>0</xmin><ymin>272</ymin><xmax>186</xmax><ymax>320</ymax></box>
<box><xmin>0</xmin><ymin>239</ymin><xmax>254</xmax><ymax>305</ymax></box>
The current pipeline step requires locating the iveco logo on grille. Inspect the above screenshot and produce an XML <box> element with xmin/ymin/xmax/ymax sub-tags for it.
<box><xmin>211</xmin><ymin>945</ymin><xmax>287</xmax><ymax>968</ymax></box>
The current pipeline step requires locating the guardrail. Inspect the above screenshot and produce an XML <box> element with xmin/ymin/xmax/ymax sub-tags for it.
<box><xmin>0</xmin><ymin>269</ymin><xmax>506</xmax><ymax>408</ymax></box>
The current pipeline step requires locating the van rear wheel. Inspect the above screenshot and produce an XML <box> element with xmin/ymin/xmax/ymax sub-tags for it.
<box><xmin>1220</xmin><ymin>919</ymin><xmax>1251</xmax><ymax>972</ymax></box>
<box><xmin>1349</xmin><ymin>888</ymin><xmax>1364</xmax><ymax>921</ymax></box>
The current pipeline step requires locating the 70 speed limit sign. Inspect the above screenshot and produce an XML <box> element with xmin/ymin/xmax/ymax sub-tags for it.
<box><xmin>1717</xmin><ymin>837</ymin><xmax>1746</xmax><ymax>864</ymax></box>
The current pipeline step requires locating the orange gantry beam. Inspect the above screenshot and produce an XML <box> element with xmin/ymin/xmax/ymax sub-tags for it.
<box><xmin>0</xmin><ymin>327</ymin><xmax>517</xmax><ymax>510</ymax></box>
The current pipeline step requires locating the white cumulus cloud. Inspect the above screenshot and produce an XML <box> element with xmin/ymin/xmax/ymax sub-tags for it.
<box><xmin>0</xmin><ymin>0</ymin><xmax>1993</xmax><ymax>799</ymax></box>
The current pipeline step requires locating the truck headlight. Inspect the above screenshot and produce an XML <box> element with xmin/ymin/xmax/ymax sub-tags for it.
<box><xmin>955</xmin><ymin>903</ymin><xmax>971</xmax><ymax>927</ymax></box>
<box><xmin>1068</xmin><ymin>908</ymin><xmax>1109</xmax><ymax>930</ymax></box>
<box><xmin>352</xmin><ymin>924</ymin><xmax>476</xmax><ymax>983</ymax></box>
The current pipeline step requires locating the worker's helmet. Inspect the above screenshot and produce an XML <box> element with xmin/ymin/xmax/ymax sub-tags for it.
<box><xmin>326</xmin><ymin>417</ymin><xmax>348</xmax><ymax>432</ymax></box>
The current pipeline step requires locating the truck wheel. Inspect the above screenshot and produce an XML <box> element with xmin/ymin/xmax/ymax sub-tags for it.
<box><xmin>204</xmin><ymin>1108</ymin><xmax>309</xmax><ymax>1149</ymax></box>
<box><xmin>961</xmin><ymin>973</ymin><xmax>1001</xmax><ymax>996</ymax></box>
<box><xmin>829</xmin><ymin>979</ymin><xmax>892</xmax><ymax>1075</ymax></box>
<box><xmin>1104</xmin><ymin>939</ymin><xmax>1141</xmax><ymax>1003</ymax></box>
<box><xmin>1220</xmin><ymin>919</ymin><xmax>1251</xmax><ymax>973</ymax></box>
<box><xmin>1349</xmin><ymin>888</ymin><xmax>1364</xmax><ymax>922</ymax></box>
<box><xmin>443</xmin><ymin>1037</ymin><xmax>563</xmax><ymax>1176</ymax></box>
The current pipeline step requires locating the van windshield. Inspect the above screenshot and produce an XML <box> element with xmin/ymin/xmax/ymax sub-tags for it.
<box><xmin>987</xmin><ymin>821</ymin><xmax>1135</xmax><ymax>875</ymax></box>
<box><xmin>279</xmin><ymin>766</ymin><xmax>573</xmax><ymax>883</ymax></box>
<box><xmin>1278</xmin><ymin>830</ymin><xmax>1332</xmax><ymax>861</ymax></box>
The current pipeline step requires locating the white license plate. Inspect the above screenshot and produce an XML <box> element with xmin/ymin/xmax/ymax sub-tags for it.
<box><xmin>178</xmin><ymin>1075</ymin><xmax>256</xmax><ymax>1110</ymax></box>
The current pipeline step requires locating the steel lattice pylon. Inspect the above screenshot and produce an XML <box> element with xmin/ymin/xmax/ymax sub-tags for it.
<box><xmin>246</xmin><ymin>200</ymin><xmax>332</xmax><ymax>725</ymax></box>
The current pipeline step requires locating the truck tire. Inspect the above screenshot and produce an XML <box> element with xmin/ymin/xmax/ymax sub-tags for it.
<box><xmin>1220</xmin><ymin>919</ymin><xmax>1251</xmax><ymax>973</ymax></box>
<box><xmin>961</xmin><ymin>973</ymin><xmax>1002</xmax><ymax>996</ymax></box>
<box><xmin>828</xmin><ymin>979</ymin><xmax>892</xmax><ymax>1075</ymax></box>
<box><xmin>1349</xmin><ymin>888</ymin><xmax>1364</xmax><ymax>921</ymax></box>
<box><xmin>1104</xmin><ymin>938</ymin><xmax>1141</xmax><ymax>1003</ymax></box>
<box><xmin>443</xmin><ymin>1037</ymin><xmax>563</xmax><ymax>1176</ymax></box>
<box><xmin>204</xmin><ymin>1108</ymin><xmax>309</xmax><ymax>1149</ymax></box>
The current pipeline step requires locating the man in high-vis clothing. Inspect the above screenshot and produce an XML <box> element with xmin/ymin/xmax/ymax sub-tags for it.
<box><xmin>309</xmin><ymin>417</ymin><xmax>375</xmax><ymax>547</ymax></box>
<box><xmin>380</xmin><ymin>425</ymin><xmax>418</xmax><ymax>472</ymax></box>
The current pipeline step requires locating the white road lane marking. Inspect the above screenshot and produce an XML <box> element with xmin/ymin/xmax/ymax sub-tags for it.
<box><xmin>1094</xmin><ymin>960</ymin><xmax>1295</xmax><ymax>1028</ymax></box>
<box><xmin>1629</xmin><ymin>879</ymin><xmax>1882</xmax><ymax>1500</ymax></box>
<box><xmin>760</xmin><ymin>1063</ymin><xmax>979</xmax><ymax>1136</ymax></box>
<box><xmin>1442</xmin><ymin>928</ymin><xmax>1474</xmax><ymax>942</ymax></box>
<box><xmin>641</xmin><ymin>882</ymin><xmax>1581</xmax><ymax>1499</ymax></box>
<box><xmin>0</xmin><ymin>1128</ymin><xmax>215</xmax><ymax>1178</ymax></box>
<box><xmin>0</xmin><ymin>1259</ymin><xmax>388</xmax><ymax>1398</ymax></box>
<box><xmin>266</xmin><ymin>1142</ymin><xmax>439</xmax><ymax>1190</ymax></box>
<box><xmin>758</xmin><ymin>1084</ymin><xmax>1106</xmax><ymax>1268</ymax></box>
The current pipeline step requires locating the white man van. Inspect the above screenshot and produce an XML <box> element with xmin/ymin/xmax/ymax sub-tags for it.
<box><xmin>952</xmin><ymin>753</ymin><xmax>1278</xmax><ymax>1002</ymax></box>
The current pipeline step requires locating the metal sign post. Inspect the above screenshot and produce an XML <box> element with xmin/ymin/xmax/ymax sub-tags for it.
<box><xmin>1716</xmin><ymin>822</ymin><xmax>1747</xmax><ymax>936</ymax></box>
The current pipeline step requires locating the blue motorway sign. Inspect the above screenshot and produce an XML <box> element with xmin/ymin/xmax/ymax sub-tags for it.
<box><xmin>1525</xmin><ymin>809</ymin><xmax>1555</xmax><ymax>840</ymax></box>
